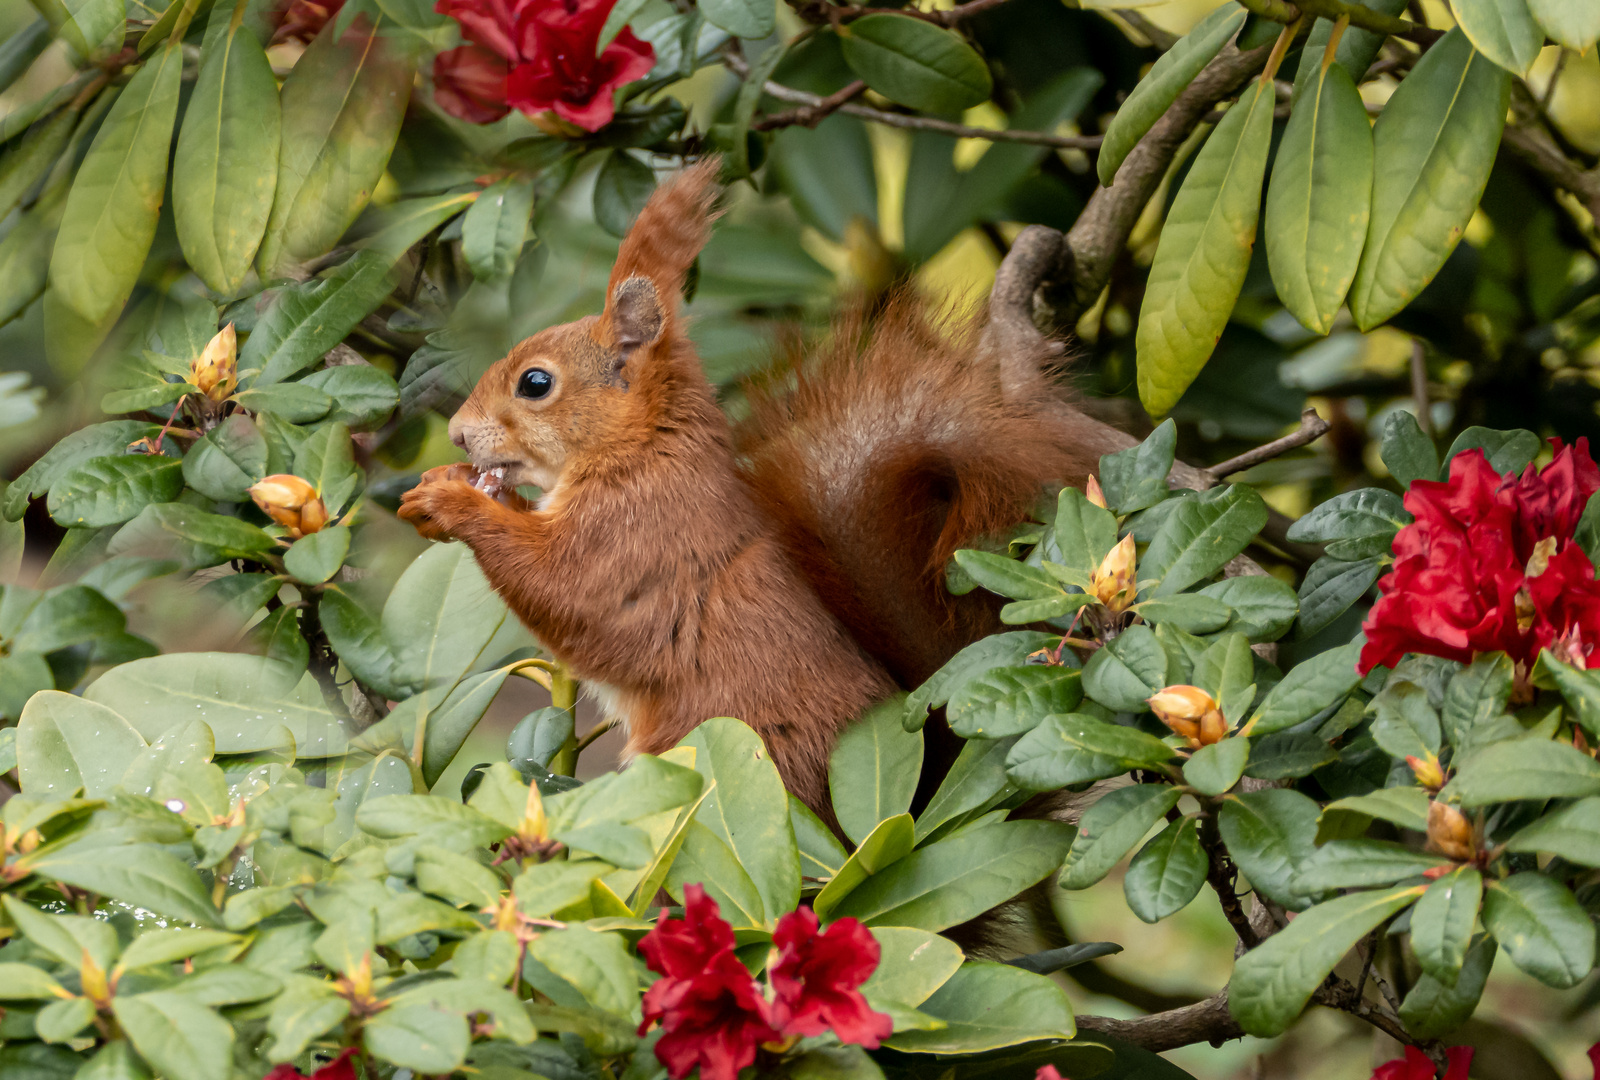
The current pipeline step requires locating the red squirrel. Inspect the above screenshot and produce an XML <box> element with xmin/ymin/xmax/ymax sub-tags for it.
<box><xmin>398</xmin><ymin>160</ymin><xmax>1102</xmax><ymax>820</ymax></box>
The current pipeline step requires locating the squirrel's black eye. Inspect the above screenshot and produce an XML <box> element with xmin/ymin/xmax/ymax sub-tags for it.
<box><xmin>517</xmin><ymin>368</ymin><xmax>554</xmax><ymax>400</ymax></box>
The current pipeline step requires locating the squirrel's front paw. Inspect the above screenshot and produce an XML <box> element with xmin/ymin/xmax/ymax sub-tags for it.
<box><xmin>398</xmin><ymin>466</ymin><xmax>486</xmax><ymax>541</ymax></box>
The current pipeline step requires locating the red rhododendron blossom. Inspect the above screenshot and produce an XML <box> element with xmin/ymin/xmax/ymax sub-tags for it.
<box><xmin>1359</xmin><ymin>439</ymin><xmax>1600</xmax><ymax>682</ymax></box>
<box><xmin>1370</xmin><ymin>1045</ymin><xmax>1473</xmax><ymax>1080</ymax></box>
<box><xmin>1035</xmin><ymin>1067</ymin><xmax>1066</xmax><ymax>1080</ymax></box>
<box><xmin>769</xmin><ymin>906</ymin><xmax>892</xmax><ymax>1048</ymax></box>
<box><xmin>638</xmin><ymin>885</ymin><xmax>780</xmax><ymax>1080</ymax></box>
<box><xmin>264</xmin><ymin>1048</ymin><xmax>359</xmax><ymax>1080</ymax></box>
<box><xmin>432</xmin><ymin>0</ymin><xmax>654</xmax><ymax>131</ymax></box>
<box><xmin>1589</xmin><ymin>1040</ymin><xmax>1600</xmax><ymax>1080</ymax></box>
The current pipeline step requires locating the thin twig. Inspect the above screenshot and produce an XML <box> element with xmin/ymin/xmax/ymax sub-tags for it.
<box><xmin>1111</xmin><ymin>8</ymin><xmax>1179</xmax><ymax>50</ymax></box>
<box><xmin>1199</xmin><ymin>408</ymin><xmax>1331</xmax><ymax>487</ymax></box>
<box><xmin>1199</xmin><ymin>813</ymin><xmax>1262</xmax><ymax>949</ymax></box>
<box><xmin>1234</xmin><ymin>0</ymin><xmax>1442</xmax><ymax>46</ymax></box>
<box><xmin>1410</xmin><ymin>340</ymin><xmax>1432</xmax><ymax>437</ymax></box>
<box><xmin>1540</xmin><ymin>48</ymin><xmax>1568</xmax><ymax>111</ymax></box>
<box><xmin>724</xmin><ymin>52</ymin><xmax>1102</xmax><ymax>149</ymax></box>
<box><xmin>782</xmin><ymin>0</ymin><xmax>1017</xmax><ymax>27</ymax></box>
<box><xmin>752</xmin><ymin>80</ymin><xmax>866</xmax><ymax>131</ymax></box>
<box><xmin>575</xmin><ymin>716</ymin><xmax>618</xmax><ymax>753</ymax></box>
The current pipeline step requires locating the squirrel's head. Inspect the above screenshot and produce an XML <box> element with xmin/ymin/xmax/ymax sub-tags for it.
<box><xmin>448</xmin><ymin>159</ymin><xmax>721</xmax><ymax>494</ymax></box>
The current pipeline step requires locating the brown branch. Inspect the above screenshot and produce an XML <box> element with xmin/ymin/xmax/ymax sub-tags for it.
<box><xmin>723</xmin><ymin>53</ymin><xmax>1102</xmax><ymax>149</ymax></box>
<box><xmin>781</xmin><ymin>0</ymin><xmax>1017</xmax><ymax>27</ymax></box>
<box><xmin>1235</xmin><ymin>0</ymin><xmax>1442</xmax><ymax>46</ymax></box>
<box><xmin>1409</xmin><ymin>340</ymin><xmax>1433</xmax><ymax>437</ymax></box>
<box><xmin>1199</xmin><ymin>812</ymin><xmax>1263</xmax><ymax>949</ymax></box>
<box><xmin>1198</xmin><ymin>408</ymin><xmax>1331</xmax><ymax>487</ymax></box>
<box><xmin>1109</xmin><ymin>8</ymin><xmax>1179</xmax><ymax>51</ymax></box>
<box><xmin>752</xmin><ymin>80</ymin><xmax>866</xmax><ymax>131</ymax></box>
<box><xmin>1075</xmin><ymin>991</ymin><xmax>1240</xmax><ymax>1052</ymax></box>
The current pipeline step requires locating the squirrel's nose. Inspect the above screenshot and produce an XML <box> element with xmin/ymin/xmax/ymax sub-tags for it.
<box><xmin>447</xmin><ymin>414</ymin><xmax>470</xmax><ymax>451</ymax></box>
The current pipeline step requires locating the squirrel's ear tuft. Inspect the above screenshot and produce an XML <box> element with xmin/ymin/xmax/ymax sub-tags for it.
<box><xmin>603</xmin><ymin>157</ymin><xmax>721</xmax><ymax>334</ymax></box>
<box><xmin>612</xmin><ymin>276</ymin><xmax>664</xmax><ymax>357</ymax></box>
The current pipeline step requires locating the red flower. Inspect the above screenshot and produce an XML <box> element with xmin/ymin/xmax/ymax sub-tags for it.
<box><xmin>432</xmin><ymin>0</ymin><xmax>654</xmax><ymax>131</ymax></box>
<box><xmin>1589</xmin><ymin>1041</ymin><xmax>1600</xmax><ymax>1080</ymax></box>
<box><xmin>638</xmin><ymin>885</ymin><xmax>780</xmax><ymax>1080</ymax></box>
<box><xmin>1359</xmin><ymin>440</ymin><xmax>1600</xmax><ymax>680</ymax></box>
<box><xmin>264</xmin><ymin>1049</ymin><xmax>359</xmax><ymax>1080</ymax></box>
<box><xmin>769</xmin><ymin>906</ymin><xmax>892</xmax><ymax>1049</ymax></box>
<box><xmin>1371</xmin><ymin>1045</ymin><xmax>1473</xmax><ymax>1080</ymax></box>
<box><xmin>1036</xmin><ymin>1068</ymin><xmax>1066</xmax><ymax>1080</ymax></box>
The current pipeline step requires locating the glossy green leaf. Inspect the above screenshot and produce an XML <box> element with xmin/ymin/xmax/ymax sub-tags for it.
<box><xmin>1349</xmin><ymin>29</ymin><xmax>1510</xmax><ymax>330</ymax></box>
<box><xmin>1005</xmin><ymin>712</ymin><xmax>1174</xmax><ymax>791</ymax></box>
<box><xmin>245</xmin><ymin>251</ymin><xmax>396</xmax><ymax>386</ymax></box>
<box><xmin>1482</xmin><ymin>873</ymin><xmax>1595</xmax><ymax>988</ymax></box>
<box><xmin>1379</xmin><ymin>410</ymin><xmax>1438</xmax><ymax>487</ymax></box>
<box><xmin>258</xmin><ymin>16</ymin><xmax>414</xmax><ymax>274</ymax></box>
<box><xmin>791</xmin><ymin>795</ymin><xmax>848</xmax><ymax>881</ymax></box>
<box><xmin>50</xmin><ymin>43</ymin><xmax>182</xmax><ymax>324</ymax></box>
<box><xmin>0</xmin><ymin>105</ymin><xmax>77</xmax><ymax>224</ymax></box>
<box><xmin>830</xmin><ymin>696</ymin><xmax>923</xmax><ymax>846</ymax></box>
<box><xmin>913</xmin><ymin>735</ymin><xmax>1019</xmax><ymax>844</ymax></box>
<box><xmin>299</xmin><ymin>364</ymin><xmax>399</xmax><ymax>430</ymax></box>
<box><xmin>1443</xmin><ymin>426</ymin><xmax>1541</xmax><ymax>478</ymax></box>
<box><xmin>116</xmin><ymin>928</ymin><xmax>240</xmax><ymax>973</ymax></box>
<box><xmin>1123</xmin><ymin>816</ymin><xmax>1206</xmax><ymax>923</ymax></box>
<box><xmin>1081</xmin><ymin>624</ymin><xmax>1167</xmax><ymax>712</ymax></box>
<box><xmin>1286</xmin><ymin>489</ymin><xmax>1407</xmax><ymax>545</ymax></box>
<box><xmin>951</xmin><ymin>549</ymin><xmax>1061</xmax><ymax>601</ymax></box>
<box><xmin>1141</xmin><ymin>485</ymin><xmax>1269</xmax><ymax>597</ymax></box>
<box><xmin>1246</xmin><ymin>639</ymin><xmax>1362</xmax><ymax>735</ymax></box>
<box><xmin>902</xmin><ymin>631</ymin><xmax>1057</xmax><ymax>732</ymax></box>
<box><xmin>462</xmin><ymin>177</ymin><xmax>533</xmax><ymax>280</ymax></box>
<box><xmin>811</xmin><ymin>813</ymin><xmax>915</xmax><ymax>921</ymax></box>
<box><xmin>1217</xmin><ymin>788</ymin><xmax>1322</xmax><ymax>910</ymax></box>
<box><xmin>1183</xmin><ymin>736</ymin><xmax>1249</xmax><ymax>795</ymax></box>
<box><xmin>174</xmin><ymin>6</ymin><xmax>281</xmax><ymax>294</ymax></box>
<box><xmin>1540</xmin><ymin>652</ymin><xmax>1600</xmax><ymax>740</ymax></box>
<box><xmin>1399</xmin><ymin>934</ymin><xmax>1495</xmax><ymax>1039</ymax></box>
<box><xmin>1136</xmin><ymin>75</ymin><xmax>1274</xmax><ymax>417</ymax></box>
<box><xmin>0</xmin><ymin>962</ymin><xmax>66</xmax><ymax>1000</ymax></box>
<box><xmin>1371</xmin><ymin>680</ymin><xmax>1441</xmax><ymax>761</ymax></box>
<box><xmin>36</xmin><ymin>996</ymin><xmax>95</xmax><ymax>1043</ymax></box>
<box><xmin>1266</xmin><ymin>49</ymin><xmax>1372</xmax><ymax>333</ymax></box>
<box><xmin>16</xmin><ymin>691</ymin><xmax>145</xmax><ymax>799</ymax></box>
<box><xmin>1245</xmin><ymin>732</ymin><xmax>1338</xmax><ymax>780</ymax></box>
<box><xmin>21</xmin><ymin>841</ymin><xmax>220</xmax><ymax>927</ymax></box>
<box><xmin>699</xmin><ymin>0</ymin><xmax>773</xmax><ymax>39</ymax></box>
<box><xmin>1295</xmin><ymin>555</ymin><xmax>1382</xmax><ymax>638</ymax></box>
<box><xmin>1053</xmin><ymin>485</ymin><xmax>1119</xmax><ymax>581</ymax></box>
<box><xmin>181</xmin><ymin>414</ymin><xmax>267</xmax><ymax>502</ymax></box>
<box><xmin>1527</xmin><ymin>0</ymin><xmax>1600</xmax><ymax>49</ymax></box>
<box><xmin>380</xmin><ymin>541</ymin><xmax>506</xmax><ymax>703</ymax></box>
<box><xmin>861</xmin><ymin>926</ymin><xmax>963</xmax><ymax>1010</ymax></box>
<box><xmin>1291</xmin><ymin>839</ymin><xmax>1448</xmax><ymax>894</ymax></box>
<box><xmin>47</xmin><ymin>454</ymin><xmax>183</xmax><ymax>528</ymax></box>
<box><xmin>593</xmin><ymin>150</ymin><xmax>656</xmax><ymax>237</ymax></box>
<box><xmin>283</xmin><ymin>525</ymin><xmax>349</xmax><ymax>585</ymax></box>
<box><xmin>1411</xmin><ymin>866</ymin><xmax>1482</xmax><ymax>986</ymax></box>
<box><xmin>838</xmin><ymin>14</ymin><xmax>991</xmax><ymax>114</ymax></box>
<box><xmin>1197</xmin><ymin>573</ymin><xmax>1298</xmax><ymax>643</ymax></box>
<box><xmin>1506</xmin><ymin>796</ymin><xmax>1600</xmax><ymax>866</ymax></box>
<box><xmin>947</xmin><ymin>665</ymin><xmax>1082</xmax><ymax>739</ymax></box>
<box><xmin>1321</xmin><ymin>786</ymin><xmax>1431</xmax><ymax>834</ymax></box>
<box><xmin>364</xmin><ymin>1002</ymin><xmax>469</xmax><ymax>1074</ymax></box>
<box><xmin>1098</xmin><ymin>419</ymin><xmax>1176</xmax><ymax>515</ymax></box>
<box><xmin>1441</xmin><ymin>650</ymin><xmax>1513</xmax><ymax>748</ymax></box>
<box><xmin>667</xmin><ymin>819</ymin><xmax>768</xmax><ymax>927</ymax></box>
<box><xmin>1229</xmin><ymin>884</ymin><xmax>1423</xmax><ymax>1036</ymax></box>
<box><xmin>884</xmin><ymin>963</ymin><xmax>1074</xmax><ymax>1053</ymax></box>
<box><xmin>1453</xmin><ymin>0</ymin><xmax>1543</xmax><ymax>75</ymax></box>
<box><xmin>11</xmin><ymin>582</ymin><xmax>125</xmax><ymax>654</ymax></box>
<box><xmin>1059</xmin><ymin>784</ymin><xmax>1183</xmax><ymax>890</ymax></box>
<box><xmin>1097</xmin><ymin>3</ymin><xmax>1246</xmax><ymax>185</ymax></box>
<box><xmin>1445</xmin><ymin>738</ymin><xmax>1600</xmax><ymax>806</ymax></box>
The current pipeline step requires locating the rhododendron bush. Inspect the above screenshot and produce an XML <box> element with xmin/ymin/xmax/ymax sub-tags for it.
<box><xmin>3</xmin><ymin>0</ymin><xmax>1600</xmax><ymax>1074</ymax></box>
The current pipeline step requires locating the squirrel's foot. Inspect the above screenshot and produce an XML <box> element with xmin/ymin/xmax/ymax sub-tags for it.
<box><xmin>398</xmin><ymin>464</ymin><xmax>492</xmax><ymax>541</ymax></box>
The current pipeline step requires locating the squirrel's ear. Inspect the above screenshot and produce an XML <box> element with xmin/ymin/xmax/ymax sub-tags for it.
<box><xmin>612</xmin><ymin>276</ymin><xmax>664</xmax><ymax>357</ymax></box>
<box><xmin>603</xmin><ymin>158</ymin><xmax>720</xmax><ymax>335</ymax></box>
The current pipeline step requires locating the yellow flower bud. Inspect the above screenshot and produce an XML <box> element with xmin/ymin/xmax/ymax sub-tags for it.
<box><xmin>249</xmin><ymin>474</ymin><xmax>326</xmax><ymax>538</ymax></box>
<box><xmin>521</xmin><ymin>781</ymin><xmax>547</xmax><ymax>842</ymax></box>
<box><xmin>191</xmin><ymin>324</ymin><xmax>237</xmax><ymax>402</ymax></box>
<box><xmin>1092</xmin><ymin>533</ymin><xmax>1137</xmax><ymax>612</ymax></box>
<box><xmin>1198</xmin><ymin>707</ymin><xmax>1227</xmax><ymax>746</ymax></box>
<box><xmin>1085</xmin><ymin>475</ymin><xmax>1107</xmax><ymax>509</ymax></box>
<box><xmin>80</xmin><ymin>950</ymin><xmax>110</xmax><ymax>1005</ymax></box>
<box><xmin>1406</xmin><ymin>754</ymin><xmax>1445</xmax><ymax>790</ymax></box>
<box><xmin>1426</xmin><ymin>800</ymin><xmax>1475</xmax><ymax>862</ymax></box>
<box><xmin>1149</xmin><ymin>685</ymin><xmax>1222</xmax><ymax>747</ymax></box>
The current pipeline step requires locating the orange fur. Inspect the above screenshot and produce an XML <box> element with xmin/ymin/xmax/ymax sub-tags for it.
<box><xmin>399</xmin><ymin>163</ymin><xmax>1100</xmax><ymax>821</ymax></box>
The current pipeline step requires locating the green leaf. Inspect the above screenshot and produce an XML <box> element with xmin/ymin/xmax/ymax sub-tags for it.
<box><xmin>300</xmin><ymin>364</ymin><xmax>399</xmax><ymax>430</ymax></box>
<box><xmin>0</xmin><ymin>962</ymin><xmax>66</xmax><ymax>1000</ymax></box>
<box><xmin>728</xmin><ymin>40</ymin><xmax>786</xmax><ymax>180</ymax></box>
<box><xmin>1526</xmin><ymin>0</ymin><xmax>1600</xmax><ymax>49</ymax></box>
<box><xmin>1098</xmin><ymin>419</ymin><xmax>1176</xmax><ymax>515</ymax></box>
<box><xmin>525</xmin><ymin>926</ymin><xmax>639</xmax><ymax>1020</ymax></box>
<box><xmin>1229</xmin><ymin>884</ymin><xmax>1424</xmax><ymax>1036</ymax></box>
<box><xmin>951</xmin><ymin>549</ymin><xmax>1062</xmax><ymax>601</ymax></box>
<box><xmin>1124</xmin><ymin>816</ymin><xmax>1206</xmax><ymax>923</ymax></box>
<box><xmin>461</xmin><ymin>177</ymin><xmax>533</xmax><ymax>280</ymax></box>
<box><xmin>1183</xmin><ymin>737</ymin><xmax>1249</xmax><ymax>796</ymax></box>
<box><xmin>1198</xmin><ymin>573</ymin><xmax>1299</xmax><ymax>643</ymax></box>
<box><xmin>0</xmin><ymin>727</ymin><xmax>14</xmax><ymax>775</ymax></box>
<box><xmin>791</xmin><ymin>795</ymin><xmax>848</xmax><ymax>880</ymax></box>
<box><xmin>266</xmin><ymin>977</ymin><xmax>350</xmax><ymax>1061</ymax></box>
<box><xmin>1265</xmin><ymin>50</ymin><xmax>1372</xmax><ymax>334</ymax></box>
<box><xmin>789</xmin><ymin>1046</ymin><xmax>885</xmax><ymax>1080</ymax></box>
<box><xmin>244</xmin><ymin>251</ymin><xmax>397</xmax><ymax>386</ymax></box>
<box><xmin>1060</xmin><ymin>784</ymin><xmax>1183</xmax><ymax>890</ymax></box>
<box><xmin>1133</xmin><ymin>593</ymin><xmax>1232</xmax><ymax>634</ymax></box>
<box><xmin>838</xmin><ymin>14</ymin><xmax>991</xmax><ymax>114</ymax></box>
<box><xmin>1286</xmin><ymin>489</ymin><xmax>1407</xmax><ymax>545</ymax></box>
<box><xmin>321</xmin><ymin>588</ymin><xmax>408</xmax><ymax>698</ymax></box>
<box><xmin>109</xmin><ymin>503</ymin><xmax>277</xmax><ymax>569</ymax></box>
<box><xmin>514</xmin><ymin>861</ymin><xmax>607</xmax><ymax>918</ymax></box>
<box><xmin>902</xmin><ymin>631</ymin><xmax>1057</xmax><ymax>732</ymax></box>
<box><xmin>1245</xmin><ymin>732</ymin><xmax>1338</xmax><ymax>780</ymax></box>
<box><xmin>258</xmin><ymin>17</ymin><xmax>414</xmax><ymax>275</ymax></box>
<box><xmin>912</xmin><ymin>736</ymin><xmax>1018</xmax><ymax>845</ymax></box>
<box><xmin>830</xmin><ymin>820</ymin><xmax>1072</xmax><ymax>931</ymax></box>
<box><xmin>182</xmin><ymin>415</ymin><xmax>268</xmax><ymax>502</ymax></box>
<box><xmin>73</xmin><ymin>1040</ymin><xmax>153</xmax><ymax>1080</ymax></box>
<box><xmin>20</xmin><ymin>842</ymin><xmax>221</xmax><ymax>927</ymax></box>
<box><xmin>809</xmin><ymin>813</ymin><xmax>914</xmax><ymax>921</ymax></box>
<box><xmin>1246</xmin><ymin>639</ymin><xmax>1362</xmax><ymax>735</ymax></box>
<box><xmin>233</xmin><ymin>381</ymin><xmax>334</xmax><ymax>423</ymax></box>
<box><xmin>679</xmin><ymin>716</ymin><xmax>801</xmax><ymax>925</ymax></box>
<box><xmin>883</xmin><ymin>963</ymin><xmax>1074</xmax><ymax>1053</ymax></box>
<box><xmin>116</xmin><ymin>928</ymin><xmax>240</xmax><ymax>973</ymax></box>
<box><xmin>2</xmin><ymin>896</ymin><xmax>120</xmax><ymax>969</ymax></box>
<box><xmin>1097</xmin><ymin>3</ymin><xmax>1246</xmax><ymax>185</ymax></box>
<box><xmin>380</xmin><ymin>542</ymin><xmax>506</xmax><ymax>703</ymax></box>
<box><xmin>1452</xmin><ymin>0</ymin><xmax>1543</xmax><ymax>75</ymax></box>
<box><xmin>47</xmin><ymin>454</ymin><xmax>183</xmax><ymax>528</ymax></box>
<box><xmin>173</xmin><ymin>7</ymin><xmax>281</xmax><ymax>294</ymax></box>
<box><xmin>1349</xmin><ymin>29</ymin><xmax>1509</xmax><ymax>329</ymax></box>
<box><xmin>1481</xmin><ymin>873</ymin><xmax>1595</xmax><ymax>988</ymax></box>
<box><xmin>1411</xmin><ymin>867</ymin><xmax>1482</xmax><ymax>986</ymax></box>
<box><xmin>1005</xmin><ymin>712</ymin><xmax>1174</xmax><ymax>791</ymax></box>
<box><xmin>1081</xmin><ymin>624</ymin><xmax>1166</xmax><ymax>712</ymax></box>
<box><xmin>861</xmin><ymin>926</ymin><xmax>963</xmax><ymax>1009</ymax></box>
<box><xmin>0</xmin><ymin>651</ymin><xmax>53</xmax><ymax>722</ymax></box>
<box><xmin>356</xmin><ymin>191</ymin><xmax>475</xmax><ymax>261</ymax></box>
<box><xmin>50</xmin><ymin>43</ymin><xmax>182</xmax><ymax>323</ymax></box>
<box><xmin>1379</xmin><ymin>410</ymin><xmax>1438</xmax><ymax>487</ymax></box>
<box><xmin>1001</xmin><ymin>594</ymin><xmax>1096</xmax><ymax>624</ymax></box>
<box><xmin>1371</xmin><ymin>681</ymin><xmax>1441</xmax><ymax>761</ymax></box>
<box><xmin>1217</xmin><ymin>788</ymin><xmax>1322</xmax><ymax>910</ymax></box>
<box><xmin>12</xmin><ymin>583</ymin><xmax>125</xmax><ymax>654</ymax></box>
<box><xmin>1506</xmin><ymin>796</ymin><xmax>1600</xmax><ymax>866</ymax></box>
<box><xmin>1442</xmin><ymin>426</ymin><xmax>1542</xmax><ymax>478</ymax></box>
<box><xmin>3</xmin><ymin>420</ymin><xmax>158</xmax><ymax>521</ymax></box>
<box><xmin>593</xmin><ymin>150</ymin><xmax>656</xmax><ymax>237</ymax></box>
<box><xmin>36</xmin><ymin>996</ymin><xmax>95</xmax><ymax>1043</ymax></box>
<box><xmin>85</xmin><ymin>652</ymin><xmax>354</xmax><ymax>757</ymax></box>
<box><xmin>407</xmin><ymin>668</ymin><xmax>511</xmax><ymax>786</ymax></box>
<box><xmin>1295</xmin><ymin>555</ymin><xmax>1382</xmax><ymax>638</ymax></box>
<box><xmin>1539</xmin><ymin>650</ymin><xmax>1600</xmax><ymax>740</ymax></box>
<box><xmin>1321</xmin><ymin>786</ymin><xmax>1431</xmax><ymax>833</ymax></box>
<box><xmin>364</xmin><ymin>1002</ymin><xmax>470</xmax><ymax>1074</ymax></box>
<box><xmin>1136</xmin><ymin>76</ymin><xmax>1275</xmax><ymax>417</ymax></box>
<box><xmin>1442</xmin><ymin>651</ymin><xmax>1514</xmax><ymax>749</ymax></box>
<box><xmin>1052</xmin><ymin>485</ymin><xmax>1120</xmax><ymax>581</ymax></box>
<box><xmin>698</xmin><ymin>0</ymin><xmax>773</xmax><ymax>39</ymax></box>
<box><xmin>1291</xmin><ymin>839</ymin><xmax>1448</xmax><ymax>893</ymax></box>
<box><xmin>830</xmin><ymin>696</ymin><xmax>924</xmax><ymax>846</ymax></box>
<box><xmin>1141</xmin><ymin>485</ymin><xmax>1269</xmax><ymax>597</ymax></box>
<box><xmin>666</xmin><ymin>819</ymin><xmax>768</xmax><ymax>928</ymax></box>
<box><xmin>1399</xmin><ymin>934</ymin><xmax>1495</xmax><ymax>1039</ymax></box>
<box><xmin>16</xmin><ymin>691</ymin><xmax>145</xmax><ymax>799</ymax></box>
<box><xmin>1445</xmin><ymin>738</ymin><xmax>1600</xmax><ymax>806</ymax></box>
<box><xmin>0</xmin><ymin>105</ymin><xmax>77</xmax><ymax>225</ymax></box>
<box><xmin>283</xmin><ymin>525</ymin><xmax>349</xmax><ymax>584</ymax></box>
<box><xmin>947</xmin><ymin>665</ymin><xmax>1082</xmax><ymax>739</ymax></box>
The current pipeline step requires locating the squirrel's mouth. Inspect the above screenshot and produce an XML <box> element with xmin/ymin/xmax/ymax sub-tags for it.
<box><xmin>468</xmin><ymin>465</ymin><xmax>508</xmax><ymax>498</ymax></box>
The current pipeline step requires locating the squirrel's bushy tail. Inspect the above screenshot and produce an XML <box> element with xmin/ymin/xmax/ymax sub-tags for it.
<box><xmin>736</xmin><ymin>287</ymin><xmax>1099</xmax><ymax>693</ymax></box>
